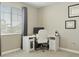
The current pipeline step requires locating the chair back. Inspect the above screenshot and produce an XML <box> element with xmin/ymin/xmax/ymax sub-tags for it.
<box><xmin>37</xmin><ymin>30</ymin><xmax>48</xmax><ymax>43</ymax></box>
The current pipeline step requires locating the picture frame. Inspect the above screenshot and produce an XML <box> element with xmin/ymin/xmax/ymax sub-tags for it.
<box><xmin>68</xmin><ymin>4</ymin><xmax>79</xmax><ymax>18</ymax></box>
<box><xmin>65</xmin><ymin>20</ymin><xmax>76</xmax><ymax>29</ymax></box>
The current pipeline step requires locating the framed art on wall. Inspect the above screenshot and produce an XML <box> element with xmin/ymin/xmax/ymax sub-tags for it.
<box><xmin>68</xmin><ymin>4</ymin><xmax>79</xmax><ymax>18</ymax></box>
<box><xmin>65</xmin><ymin>20</ymin><xmax>76</xmax><ymax>29</ymax></box>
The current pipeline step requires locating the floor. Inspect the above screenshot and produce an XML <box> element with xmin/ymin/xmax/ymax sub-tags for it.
<box><xmin>1</xmin><ymin>50</ymin><xmax>79</xmax><ymax>57</ymax></box>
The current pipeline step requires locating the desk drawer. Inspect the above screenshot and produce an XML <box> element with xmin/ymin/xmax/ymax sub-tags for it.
<box><xmin>49</xmin><ymin>40</ymin><xmax>55</xmax><ymax>50</ymax></box>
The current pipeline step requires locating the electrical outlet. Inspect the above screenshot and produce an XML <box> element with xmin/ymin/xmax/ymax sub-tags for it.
<box><xmin>72</xmin><ymin>41</ymin><xmax>76</xmax><ymax>46</ymax></box>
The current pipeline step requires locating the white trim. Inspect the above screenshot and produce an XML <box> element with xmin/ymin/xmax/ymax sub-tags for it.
<box><xmin>60</xmin><ymin>47</ymin><xmax>79</xmax><ymax>54</ymax></box>
<box><xmin>2</xmin><ymin>48</ymin><xmax>21</xmax><ymax>55</ymax></box>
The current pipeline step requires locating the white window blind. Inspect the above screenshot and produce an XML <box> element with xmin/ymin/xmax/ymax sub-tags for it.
<box><xmin>0</xmin><ymin>5</ymin><xmax>23</xmax><ymax>35</ymax></box>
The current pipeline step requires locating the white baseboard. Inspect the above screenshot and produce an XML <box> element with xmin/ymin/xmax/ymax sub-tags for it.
<box><xmin>2</xmin><ymin>47</ymin><xmax>79</xmax><ymax>55</ymax></box>
<box><xmin>60</xmin><ymin>47</ymin><xmax>79</xmax><ymax>54</ymax></box>
<box><xmin>2</xmin><ymin>48</ymin><xmax>21</xmax><ymax>55</ymax></box>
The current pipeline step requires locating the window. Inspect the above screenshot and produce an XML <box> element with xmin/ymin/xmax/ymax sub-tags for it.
<box><xmin>0</xmin><ymin>5</ymin><xmax>23</xmax><ymax>35</ymax></box>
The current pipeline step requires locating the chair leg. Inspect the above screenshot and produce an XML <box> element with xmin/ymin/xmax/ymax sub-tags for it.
<box><xmin>41</xmin><ymin>44</ymin><xmax>45</xmax><ymax>52</ymax></box>
<box><xmin>37</xmin><ymin>43</ymin><xmax>48</xmax><ymax>52</ymax></box>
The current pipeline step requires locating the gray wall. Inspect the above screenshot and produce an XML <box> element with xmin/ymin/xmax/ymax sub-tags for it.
<box><xmin>38</xmin><ymin>2</ymin><xmax>79</xmax><ymax>51</ymax></box>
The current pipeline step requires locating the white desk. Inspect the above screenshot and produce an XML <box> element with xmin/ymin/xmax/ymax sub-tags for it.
<box><xmin>23</xmin><ymin>35</ymin><xmax>59</xmax><ymax>52</ymax></box>
<box><xmin>49</xmin><ymin>36</ymin><xmax>59</xmax><ymax>51</ymax></box>
<box><xmin>23</xmin><ymin>35</ymin><xmax>35</xmax><ymax>52</ymax></box>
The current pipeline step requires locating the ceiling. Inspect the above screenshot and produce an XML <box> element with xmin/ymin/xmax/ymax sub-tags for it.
<box><xmin>23</xmin><ymin>2</ymin><xmax>53</xmax><ymax>8</ymax></box>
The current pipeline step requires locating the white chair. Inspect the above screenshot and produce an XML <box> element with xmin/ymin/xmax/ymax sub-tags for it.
<box><xmin>36</xmin><ymin>30</ymin><xmax>49</xmax><ymax>51</ymax></box>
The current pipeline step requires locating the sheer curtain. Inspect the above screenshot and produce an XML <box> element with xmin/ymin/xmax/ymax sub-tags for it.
<box><xmin>0</xmin><ymin>3</ymin><xmax>1</xmax><ymax>56</ymax></box>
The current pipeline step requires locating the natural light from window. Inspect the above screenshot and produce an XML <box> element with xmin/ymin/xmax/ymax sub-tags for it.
<box><xmin>0</xmin><ymin>4</ymin><xmax>23</xmax><ymax>35</ymax></box>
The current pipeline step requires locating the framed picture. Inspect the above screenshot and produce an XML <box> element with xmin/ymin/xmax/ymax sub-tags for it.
<box><xmin>65</xmin><ymin>20</ymin><xmax>76</xmax><ymax>29</ymax></box>
<box><xmin>68</xmin><ymin>4</ymin><xmax>79</xmax><ymax>18</ymax></box>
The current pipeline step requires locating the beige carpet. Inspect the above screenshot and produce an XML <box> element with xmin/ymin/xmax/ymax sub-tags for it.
<box><xmin>2</xmin><ymin>50</ymin><xmax>79</xmax><ymax>57</ymax></box>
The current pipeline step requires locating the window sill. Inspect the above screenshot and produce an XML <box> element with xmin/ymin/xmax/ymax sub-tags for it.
<box><xmin>1</xmin><ymin>33</ymin><xmax>21</xmax><ymax>35</ymax></box>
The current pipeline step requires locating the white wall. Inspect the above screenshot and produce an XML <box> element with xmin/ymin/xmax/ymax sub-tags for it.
<box><xmin>38</xmin><ymin>2</ymin><xmax>79</xmax><ymax>51</ymax></box>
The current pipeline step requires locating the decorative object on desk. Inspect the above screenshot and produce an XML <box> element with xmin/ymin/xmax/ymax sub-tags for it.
<box><xmin>65</xmin><ymin>20</ymin><xmax>76</xmax><ymax>29</ymax></box>
<box><xmin>55</xmin><ymin>30</ymin><xmax>59</xmax><ymax>36</ymax></box>
<box><xmin>68</xmin><ymin>4</ymin><xmax>79</xmax><ymax>18</ymax></box>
